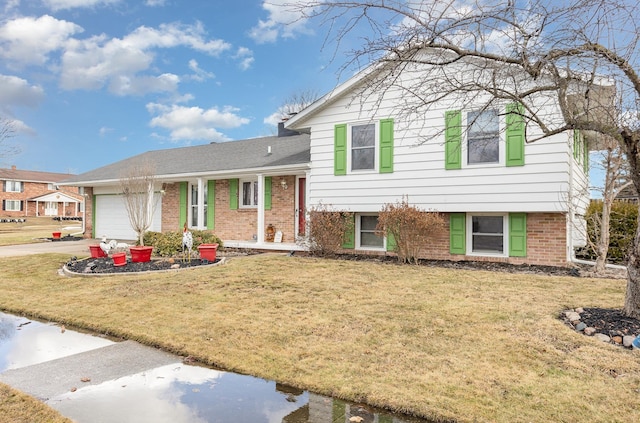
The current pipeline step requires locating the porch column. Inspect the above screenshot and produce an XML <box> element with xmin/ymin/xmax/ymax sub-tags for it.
<box><xmin>35</xmin><ymin>200</ymin><xmax>39</xmax><ymax>217</ymax></box>
<box><xmin>257</xmin><ymin>174</ymin><xmax>265</xmax><ymax>244</ymax></box>
<box><xmin>197</xmin><ymin>178</ymin><xmax>205</xmax><ymax>229</ymax></box>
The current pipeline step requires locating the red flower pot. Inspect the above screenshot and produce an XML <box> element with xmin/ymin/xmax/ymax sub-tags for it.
<box><xmin>111</xmin><ymin>252</ymin><xmax>127</xmax><ymax>267</ymax></box>
<box><xmin>130</xmin><ymin>246</ymin><xmax>153</xmax><ymax>263</ymax></box>
<box><xmin>89</xmin><ymin>245</ymin><xmax>107</xmax><ymax>258</ymax></box>
<box><xmin>197</xmin><ymin>243</ymin><xmax>218</xmax><ymax>261</ymax></box>
<box><xmin>52</xmin><ymin>232</ymin><xmax>62</xmax><ymax>239</ymax></box>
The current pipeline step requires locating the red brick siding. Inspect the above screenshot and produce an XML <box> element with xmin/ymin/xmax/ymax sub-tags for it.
<box><xmin>160</xmin><ymin>176</ymin><xmax>297</xmax><ymax>242</ymax></box>
<box><xmin>83</xmin><ymin>187</ymin><xmax>94</xmax><ymax>238</ymax></box>
<box><xmin>336</xmin><ymin>212</ymin><xmax>569</xmax><ymax>267</ymax></box>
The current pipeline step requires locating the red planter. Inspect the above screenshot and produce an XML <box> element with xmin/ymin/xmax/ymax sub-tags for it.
<box><xmin>52</xmin><ymin>232</ymin><xmax>62</xmax><ymax>239</ymax></box>
<box><xmin>198</xmin><ymin>243</ymin><xmax>219</xmax><ymax>261</ymax></box>
<box><xmin>130</xmin><ymin>246</ymin><xmax>153</xmax><ymax>263</ymax></box>
<box><xmin>89</xmin><ymin>245</ymin><xmax>107</xmax><ymax>258</ymax></box>
<box><xmin>111</xmin><ymin>252</ymin><xmax>127</xmax><ymax>267</ymax></box>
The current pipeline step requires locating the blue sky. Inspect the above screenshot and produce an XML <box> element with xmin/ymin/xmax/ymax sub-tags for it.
<box><xmin>0</xmin><ymin>0</ymin><xmax>345</xmax><ymax>174</ymax></box>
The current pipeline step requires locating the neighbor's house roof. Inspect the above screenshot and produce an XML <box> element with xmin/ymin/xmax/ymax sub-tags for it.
<box><xmin>29</xmin><ymin>191</ymin><xmax>83</xmax><ymax>203</ymax></box>
<box><xmin>60</xmin><ymin>133</ymin><xmax>311</xmax><ymax>187</ymax></box>
<box><xmin>0</xmin><ymin>167</ymin><xmax>76</xmax><ymax>183</ymax></box>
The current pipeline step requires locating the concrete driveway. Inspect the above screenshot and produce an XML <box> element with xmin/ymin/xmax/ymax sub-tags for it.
<box><xmin>0</xmin><ymin>239</ymin><xmax>97</xmax><ymax>258</ymax></box>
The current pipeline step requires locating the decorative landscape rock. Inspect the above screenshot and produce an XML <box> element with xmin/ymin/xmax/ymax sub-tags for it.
<box><xmin>561</xmin><ymin>307</ymin><xmax>640</xmax><ymax>350</ymax></box>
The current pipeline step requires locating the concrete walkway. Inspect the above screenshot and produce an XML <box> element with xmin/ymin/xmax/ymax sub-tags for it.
<box><xmin>0</xmin><ymin>238</ymin><xmax>96</xmax><ymax>258</ymax></box>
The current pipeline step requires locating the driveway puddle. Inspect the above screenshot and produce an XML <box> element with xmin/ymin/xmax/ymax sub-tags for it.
<box><xmin>1</xmin><ymin>312</ymin><xmax>430</xmax><ymax>423</ymax></box>
<box><xmin>0</xmin><ymin>312</ymin><xmax>114</xmax><ymax>371</ymax></box>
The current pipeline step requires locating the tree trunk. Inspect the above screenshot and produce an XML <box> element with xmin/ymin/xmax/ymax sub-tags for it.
<box><xmin>624</xmin><ymin>212</ymin><xmax>640</xmax><ymax>319</ymax></box>
<box><xmin>594</xmin><ymin>199</ymin><xmax>612</xmax><ymax>273</ymax></box>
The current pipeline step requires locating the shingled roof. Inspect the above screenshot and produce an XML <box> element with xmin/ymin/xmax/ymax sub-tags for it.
<box><xmin>0</xmin><ymin>166</ymin><xmax>76</xmax><ymax>183</ymax></box>
<box><xmin>61</xmin><ymin>132</ymin><xmax>311</xmax><ymax>186</ymax></box>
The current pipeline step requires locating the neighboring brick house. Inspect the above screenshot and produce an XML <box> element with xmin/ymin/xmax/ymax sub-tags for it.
<box><xmin>0</xmin><ymin>166</ymin><xmax>84</xmax><ymax>218</ymax></box>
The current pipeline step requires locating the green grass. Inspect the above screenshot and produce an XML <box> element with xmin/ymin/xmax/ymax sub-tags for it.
<box><xmin>1</xmin><ymin>254</ymin><xmax>638</xmax><ymax>423</ymax></box>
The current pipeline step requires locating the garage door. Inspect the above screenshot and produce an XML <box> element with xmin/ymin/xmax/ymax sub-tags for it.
<box><xmin>94</xmin><ymin>194</ymin><xmax>162</xmax><ymax>240</ymax></box>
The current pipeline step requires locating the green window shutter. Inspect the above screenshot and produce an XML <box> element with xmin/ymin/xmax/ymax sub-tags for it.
<box><xmin>509</xmin><ymin>213</ymin><xmax>527</xmax><ymax>257</ymax></box>
<box><xmin>229</xmin><ymin>179</ymin><xmax>239</xmax><ymax>210</ymax></box>
<box><xmin>342</xmin><ymin>213</ymin><xmax>355</xmax><ymax>249</ymax></box>
<box><xmin>449</xmin><ymin>213</ymin><xmax>466</xmax><ymax>254</ymax></box>
<box><xmin>445</xmin><ymin>110</ymin><xmax>462</xmax><ymax>169</ymax></box>
<box><xmin>386</xmin><ymin>231</ymin><xmax>396</xmax><ymax>252</ymax></box>
<box><xmin>207</xmin><ymin>180</ymin><xmax>215</xmax><ymax>230</ymax></box>
<box><xmin>506</xmin><ymin>102</ymin><xmax>525</xmax><ymax>166</ymax></box>
<box><xmin>334</xmin><ymin>124</ymin><xmax>347</xmax><ymax>175</ymax></box>
<box><xmin>379</xmin><ymin>118</ymin><xmax>394</xmax><ymax>173</ymax></box>
<box><xmin>179</xmin><ymin>182</ymin><xmax>188</xmax><ymax>227</ymax></box>
<box><xmin>264</xmin><ymin>176</ymin><xmax>272</xmax><ymax>210</ymax></box>
<box><xmin>573</xmin><ymin>129</ymin><xmax>580</xmax><ymax>160</ymax></box>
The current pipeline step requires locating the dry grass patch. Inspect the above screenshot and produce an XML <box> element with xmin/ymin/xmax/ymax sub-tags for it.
<box><xmin>0</xmin><ymin>217</ymin><xmax>78</xmax><ymax>246</ymax></box>
<box><xmin>0</xmin><ymin>383</ymin><xmax>72</xmax><ymax>423</ymax></box>
<box><xmin>0</xmin><ymin>254</ymin><xmax>639</xmax><ymax>423</ymax></box>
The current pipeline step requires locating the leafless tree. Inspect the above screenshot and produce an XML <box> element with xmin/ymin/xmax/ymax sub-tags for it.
<box><xmin>280</xmin><ymin>89</ymin><xmax>320</xmax><ymax>118</ymax></box>
<box><xmin>589</xmin><ymin>137</ymin><xmax>632</xmax><ymax>273</ymax></box>
<box><xmin>119</xmin><ymin>161</ymin><xmax>159</xmax><ymax>246</ymax></box>
<box><xmin>0</xmin><ymin>116</ymin><xmax>19</xmax><ymax>162</ymax></box>
<box><xmin>286</xmin><ymin>0</ymin><xmax>640</xmax><ymax>318</ymax></box>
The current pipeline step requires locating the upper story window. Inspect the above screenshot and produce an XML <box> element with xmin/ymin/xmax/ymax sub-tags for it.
<box><xmin>241</xmin><ymin>180</ymin><xmax>258</xmax><ymax>208</ymax></box>
<box><xmin>334</xmin><ymin>119</ymin><xmax>394</xmax><ymax>176</ymax></box>
<box><xmin>5</xmin><ymin>180</ymin><xmax>22</xmax><ymax>192</ymax></box>
<box><xmin>47</xmin><ymin>183</ymin><xmax>55</xmax><ymax>190</ymax></box>
<box><xmin>467</xmin><ymin>109</ymin><xmax>499</xmax><ymax>164</ymax></box>
<box><xmin>351</xmin><ymin>123</ymin><xmax>376</xmax><ymax>171</ymax></box>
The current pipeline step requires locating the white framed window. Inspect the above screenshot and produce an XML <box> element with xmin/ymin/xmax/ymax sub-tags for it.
<box><xmin>467</xmin><ymin>109</ymin><xmax>500</xmax><ymax>165</ymax></box>
<box><xmin>356</xmin><ymin>214</ymin><xmax>384</xmax><ymax>250</ymax></box>
<box><xmin>350</xmin><ymin>123</ymin><xmax>377</xmax><ymax>171</ymax></box>
<box><xmin>5</xmin><ymin>180</ymin><xmax>22</xmax><ymax>192</ymax></box>
<box><xmin>4</xmin><ymin>200</ymin><xmax>21</xmax><ymax>211</ymax></box>
<box><xmin>189</xmin><ymin>183</ymin><xmax>208</xmax><ymax>228</ymax></box>
<box><xmin>468</xmin><ymin>214</ymin><xmax>507</xmax><ymax>256</ymax></box>
<box><xmin>241</xmin><ymin>179</ymin><xmax>258</xmax><ymax>208</ymax></box>
<box><xmin>47</xmin><ymin>183</ymin><xmax>55</xmax><ymax>190</ymax></box>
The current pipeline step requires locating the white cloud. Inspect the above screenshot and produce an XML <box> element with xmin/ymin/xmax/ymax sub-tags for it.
<box><xmin>59</xmin><ymin>22</ymin><xmax>230</xmax><ymax>93</ymax></box>
<box><xmin>187</xmin><ymin>59</ymin><xmax>215</xmax><ymax>82</ymax></box>
<box><xmin>263</xmin><ymin>111</ymin><xmax>283</xmax><ymax>126</ymax></box>
<box><xmin>249</xmin><ymin>0</ymin><xmax>313</xmax><ymax>44</ymax></box>
<box><xmin>147</xmin><ymin>103</ymin><xmax>250</xmax><ymax>142</ymax></box>
<box><xmin>0</xmin><ymin>15</ymin><xmax>83</xmax><ymax>67</ymax></box>
<box><xmin>98</xmin><ymin>126</ymin><xmax>113</xmax><ymax>136</ymax></box>
<box><xmin>145</xmin><ymin>0</ymin><xmax>166</xmax><ymax>6</ymax></box>
<box><xmin>233</xmin><ymin>47</ymin><xmax>254</xmax><ymax>71</ymax></box>
<box><xmin>0</xmin><ymin>74</ymin><xmax>45</xmax><ymax>109</ymax></box>
<box><xmin>43</xmin><ymin>0</ymin><xmax>121</xmax><ymax>11</ymax></box>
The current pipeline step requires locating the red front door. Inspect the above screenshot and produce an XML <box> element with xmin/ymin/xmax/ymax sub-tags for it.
<box><xmin>297</xmin><ymin>178</ymin><xmax>306</xmax><ymax>236</ymax></box>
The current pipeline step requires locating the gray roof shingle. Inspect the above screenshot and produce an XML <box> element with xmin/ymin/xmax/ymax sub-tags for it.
<box><xmin>61</xmin><ymin>133</ymin><xmax>310</xmax><ymax>185</ymax></box>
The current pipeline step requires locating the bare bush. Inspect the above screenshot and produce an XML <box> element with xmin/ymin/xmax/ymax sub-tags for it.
<box><xmin>377</xmin><ymin>197</ymin><xmax>444</xmax><ymax>264</ymax></box>
<box><xmin>307</xmin><ymin>203</ymin><xmax>354</xmax><ymax>257</ymax></box>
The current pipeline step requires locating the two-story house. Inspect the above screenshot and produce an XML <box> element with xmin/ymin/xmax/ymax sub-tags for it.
<box><xmin>61</xmin><ymin>53</ymin><xmax>591</xmax><ymax>267</ymax></box>
<box><xmin>1</xmin><ymin>166</ymin><xmax>83</xmax><ymax>218</ymax></box>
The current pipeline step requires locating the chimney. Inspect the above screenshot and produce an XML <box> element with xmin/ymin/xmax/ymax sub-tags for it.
<box><xmin>11</xmin><ymin>165</ymin><xmax>16</xmax><ymax>170</ymax></box>
<box><xmin>277</xmin><ymin>121</ymin><xmax>300</xmax><ymax>137</ymax></box>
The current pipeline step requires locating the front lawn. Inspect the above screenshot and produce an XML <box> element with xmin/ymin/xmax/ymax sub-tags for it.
<box><xmin>0</xmin><ymin>254</ymin><xmax>638</xmax><ymax>422</ymax></box>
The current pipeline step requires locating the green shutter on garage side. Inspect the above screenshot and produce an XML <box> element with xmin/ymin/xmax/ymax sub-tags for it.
<box><xmin>264</xmin><ymin>176</ymin><xmax>272</xmax><ymax>210</ymax></box>
<box><xmin>449</xmin><ymin>213</ymin><xmax>466</xmax><ymax>254</ymax></box>
<box><xmin>506</xmin><ymin>102</ymin><xmax>525</xmax><ymax>166</ymax></box>
<box><xmin>445</xmin><ymin>110</ymin><xmax>462</xmax><ymax>170</ymax></box>
<box><xmin>334</xmin><ymin>124</ymin><xmax>347</xmax><ymax>175</ymax></box>
<box><xmin>379</xmin><ymin>118</ymin><xmax>394</xmax><ymax>173</ymax></box>
<box><xmin>179</xmin><ymin>182</ymin><xmax>188</xmax><ymax>227</ymax></box>
<box><xmin>342</xmin><ymin>213</ymin><xmax>355</xmax><ymax>249</ymax></box>
<box><xmin>207</xmin><ymin>180</ymin><xmax>215</xmax><ymax>230</ymax></box>
<box><xmin>509</xmin><ymin>213</ymin><xmax>527</xmax><ymax>257</ymax></box>
<box><xmin>229</xmin><ymin>179</ymin><xmax>239</xmax><ymax>210</ymax></box>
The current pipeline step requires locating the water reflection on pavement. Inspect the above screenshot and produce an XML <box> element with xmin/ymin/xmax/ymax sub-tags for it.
<box><xmin>1</xmin><ymin>312</ymin><xmax>430</xmax><ymax>423</ymax></box>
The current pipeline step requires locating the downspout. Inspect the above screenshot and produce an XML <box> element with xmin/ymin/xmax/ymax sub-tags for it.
<box><xmin>71</xmin><ymin>194</ymin><xmax>86</xmax><ymax>237</ymax></box>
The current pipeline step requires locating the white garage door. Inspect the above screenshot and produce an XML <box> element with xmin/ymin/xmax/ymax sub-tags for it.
<box><xmin>95</xmin><ymin>194</ymin><xmax>162</xmax><ymax>240</ymax></box>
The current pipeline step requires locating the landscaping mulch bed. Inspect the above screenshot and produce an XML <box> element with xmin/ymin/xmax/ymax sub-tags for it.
<box><xmin>65</xmin><ymin>257</ymin><xmax>221</xmax><ymax>274</ymax></box>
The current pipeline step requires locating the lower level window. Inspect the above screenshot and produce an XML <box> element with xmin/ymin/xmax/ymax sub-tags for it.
<box><xmin>358</xmin><ymin>214</ymin><xmax>384</xmax><ymax>249</ymax></box>
<box><xmin>4</xmin><ymin>200</ymin><xmax>21</xmax><ymax>211</ymax></box>
<box><xmin>471</xmin><ymin>215</ymin><xmax>504</xmax><ymax>254</ymax></box>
